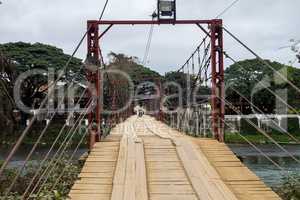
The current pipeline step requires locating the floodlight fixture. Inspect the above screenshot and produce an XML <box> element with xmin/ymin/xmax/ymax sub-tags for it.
<box><xmin>157</xmin><ymin>0</ymin><xmax>176</xmax><ymax>21</ymax></box>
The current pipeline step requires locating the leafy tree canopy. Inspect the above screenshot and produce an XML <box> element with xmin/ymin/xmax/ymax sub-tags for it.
<box><xmin>0</xmin><ymin>42</ymin><xmax>82</xmax><ymax>73</ymax></box>
<box><xmin>107</xmin><ymin>52</ymin><xmax>161</xmax><ymax>85</ymax></box>
<box><xmin>225</xmin><ymin>59</ymin><xmax>300</xmax><ymax>114</ymax></box>
<box><xmin>0</xmin><ymin>42</ymin><xmax>86</xmax><ymax>115</ymax></box>
<box><xmin>103</xmin><ymin>52</ymin><xmax>162</xmax><ymax>110</ymax></box>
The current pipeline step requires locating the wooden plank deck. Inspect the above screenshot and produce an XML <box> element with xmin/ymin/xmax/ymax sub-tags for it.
<box><xmin>68</xmin><ymin>116</ymin><xmax>281</xmax><ymax>200</ymax></box>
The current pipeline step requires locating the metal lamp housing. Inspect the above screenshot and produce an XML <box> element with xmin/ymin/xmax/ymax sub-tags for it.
<box><xmin>158</xmin><ymin>0</ymin><xmax>176</xmax><ymax>20</ymax></box>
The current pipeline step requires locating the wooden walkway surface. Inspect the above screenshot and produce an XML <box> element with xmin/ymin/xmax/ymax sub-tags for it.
<box><xmin>68</xmin><ymin>116</ymin><xmax>281</xmax><ymax>200</ymax></box>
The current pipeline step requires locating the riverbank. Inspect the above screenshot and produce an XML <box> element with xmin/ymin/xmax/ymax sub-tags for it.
<box><xmin>225</xmin><ymin>132</ymin><xmax>300</xmax><ymax>144</ymax></box>
<box><xmin>0</xmin><ymin>126</ymin><xmax>87</xmax><ymax>149</ymax></box>
<box><xmin>0</xmin><ymin>158</ymin><xmax>83</xmax><ymax>199</ymax></box>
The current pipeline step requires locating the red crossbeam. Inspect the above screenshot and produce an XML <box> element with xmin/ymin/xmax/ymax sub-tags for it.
<box><xmin>88</xmin><ymin>19</ymin><xmax>221</xmax><ymax>25</ymax></box>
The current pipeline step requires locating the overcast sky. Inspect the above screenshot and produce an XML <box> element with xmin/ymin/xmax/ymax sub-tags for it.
<box><xmin>0</xmin><ymin>0</ymin><xmax>299</xmax><ymax>74</ymax></box>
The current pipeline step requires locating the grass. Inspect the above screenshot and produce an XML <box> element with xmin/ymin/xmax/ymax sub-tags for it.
<box><xmin>224</xmin><ymin>118</ymin><xmax>300</xmax><ymax>144</ymax></box>
<box><xmin>0</xmin><ymin>122</ymin><xmax>88</xmax><ymax>149</ymax></box>
<box><xmin>225</xmin><ymin>132</ymin><xmax>300</xmax><ymax>144</ymax></box>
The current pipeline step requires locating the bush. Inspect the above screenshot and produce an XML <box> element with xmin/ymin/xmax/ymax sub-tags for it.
<box><xmin>0</xmin><ymin>158</ymin><xmax>82</xmax><ymax>199</ymax></box>
<box><xmin>274</xmin><ymin>173</ymin><xmax>300</xmax><ymax>200</ymax></box>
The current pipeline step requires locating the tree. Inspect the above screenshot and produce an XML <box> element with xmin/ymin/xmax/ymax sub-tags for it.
<box><xmin>103</xmin><ymin>52</ymin><xmax>162</xmax><ymax>111</ymax></box>
<box><xmin>0</xmin><ymin>52</ymin><xmax>17</xmax><ymax>136</ymax></box>
<box><xmin>107</xmin><ymin>52</ymin><xmax>161</xmax><ymax>84</ymax></box>
<box><xmin>163</xmin><ymin>71</ymin><xmax>209</xmax><ymax>108</ymax></box>
<box><xmin>0</xmin><ymin>42</ymin><xmax>82</xmax><ymax>72</ymax></box>
<box><xmin>0</xmin><ymin>42</ymin><xmax>83</xmax><ymax>109</ymax></box>
<box><xmin>225</xmin><ymin>59</ymin><xmax>300</xmax><ymax>114</ymax></box>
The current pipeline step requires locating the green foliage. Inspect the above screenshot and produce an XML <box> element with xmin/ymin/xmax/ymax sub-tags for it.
<box><xmin>225</xmin><ymin>59</ymin><xmax>300</xmax><ymax>114</ymax></box>
<box><xmin>274</xmin><ymin>173</ymin><xmax>300</xmax><ymax>200</ymax></box>
<box><xmin>103</xmin><ymin>52</ymin><xmax>162</xmax><ymax>111</ymax></box>
<box><xmin>225</xmin><ymin>132</ymin><xmax>300</xmax><ymax>144</ymax></box>
<box><xmin>225</xmin><ymin>118</ymin><xmax>300</xmax><ymax>144</ymax></box>
<box><xmin>0</xmin><ymin>42</ymin><xmax>82</xmax><ymax>72</ymax></box>
<box><xmin>0</xmin><ymin>42</ymin><xmax>84</xmax><ymax>137</ymax></box>
<box><xmin>0</xmin><ymin>42</ymin><xmax>83</xmax><ymax>106</ymax></box>
<box><xmin>164</xmin><ymin>71</ymin><xmax>191</xmax><ymax>107</ymax></box>
<box><xmin>164</xmin><ymin>71</ymin><xmax>189</xmax><ymax>88</ymax></box>
<box><xmin>0</xmin><ymin>53</ymin><xmax>17</xmax><ymax>136</ymax></box>
<box><xmin>164</xmin><ymin>71</ymin><xmax>210</xmax><ymax>108</ymax></box>
<box><xmin>107</xmin><ymin>52</ymin><xmax>161</xmax><ymax>84</ymax></box>
<box><xmin>0</xmin><ymin>159</ymin><xmax>82</xmax><ymax>199</ymax></box>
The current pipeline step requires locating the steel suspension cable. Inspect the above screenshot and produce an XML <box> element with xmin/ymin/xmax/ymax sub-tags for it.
<box><xmin>221</xmin><ymin>118</ymin><xmax>300</xmax><ymax>184</ymax></box>
<box><xmin>194</xmin><ymin>43</ymin><xmax>211</xmax><ymax>86</ymax></box>
<box><xmin>0</xmin><ymin>79</ymin><xmax>15</xmax><ymax>107</ymax></box>
<box><xmin>220</xmin><ymin>97</ymin><xmax>300</xmax><ymax>164</ymax></box>
<box><xmin>0</xmin><ymin>0</ymin><xmax>109</xmax><ymax>177</ymax></box>
<box><xmin>223</xmin><ymin>52</ymin><xmax>300</xmax><ymax>143</ymax></box>
<box><xmin>223</xmin><ymin>27</ymin><xmax>300</xmax><ymax>95</ymax></box>
<box><xmin>27</xmin><ymin>100</ymin><xmax>92</xmax><ymax>198</ymax></box>
<box><xmin>228</xmin><ymin>85</ymin><xmax>300</xmax><ymax>144</ymax></box>
<box><xmin>22</xmin><ymin>123</ymin><xmax>70</xmax><ymax>197</ymax></box>
<box><xmin>215</xmin><ymin>0</ymin><xmax>240</xmax><ymax>18</ymax></box>
<box><xmin>224</xmin><ymin>52</ymin><xmax>300</xmax><ymax>117</ymax></box>
<box><xmin>197</xmin><ymin>47</ymin><xmax>201</xmax><ymax>72</ymax></box>
<box><xmin>177</xmin><ymin>37</ymin><xmax>209</xmax><ymax>72</ymax></box>
<box><xmin>4</xmin><ymin>85</ymin><xmax>88</xmax><ymax>197</ymax></box>
<box><xmin>5</xmin><ymin>89</ymin><xmax>86</xmax><ymax>196</ymax></box>
<box><xmin>50</xmin><ymin>122</ymin><xmax>92</xmax><ymax>191</ymax></box>
<box><xmin>34</xmin><ymin>102</ymin><xmax>92</xmax><ymax>196</ymax></box>
<box><xmin>221</xmin><ymin>119</ymin><xmax>284</xmax><ymax>171</ymax></box>
<box><xmin>25</xmin><ymin>97</ymin><xmax>91</xmax><ymax>195</ymax></box>
<box><xmin>4</xmin><ymin>112</ymin><xmax>56</xmax><ymax>197</ymax></box>
<box><xmin>21</xmin><ymin>88</ymin><xmax>88</xmax><ymax>198</ymax></box>
<box><xmin>192</xmin><ymin>56</ymin><xmax>195</xmax><ymax>76</ymax></box>
<box><xmin>143</xmin><ymin>21</ymin><xmax>155</xmax><ymax>65</ymax></box>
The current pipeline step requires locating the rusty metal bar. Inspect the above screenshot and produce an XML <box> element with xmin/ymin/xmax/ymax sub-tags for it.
<box><xmin>88</xmin><ymin>19</ymin><xmax>219</xmax><ymax>25</ymax></box>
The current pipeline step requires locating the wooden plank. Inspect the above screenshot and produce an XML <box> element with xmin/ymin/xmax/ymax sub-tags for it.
<box><xmin>144</xmin><ymin>136</ymin><xmax>197</xmax><ymax>200</ymax></box>
<box><xmin>69</xmin><ymin>137</ymin><xmax>120</xmax><ymax>199</ymax></box>
<box><xmin>194</xmin><ymin>138</ymin><xmax>282</xmax><ymax>200</ymax></box>
<box><xmin>176</xmin><ymin>138</ymin><xmax>239</xmax><ymax>200</ymax></box>
<box><xmin>149</xmin><ymin>185</ymin><xmax>195</xmax><ymax>194</ymax></box>
<box><xmin>123</xmin><ymin>138</ymin><xmax>136</xmax><ymax>200</ymax></box>
<box><xmin>150</xmin><ymin>194</ymin><xmax>198</xmax><ymax>200</ymax></box>
<box><xmin>176</xmin><ymin>142</ymin><xmax>214</xmax><ymax>200</ymax></box>
<box><xmin>68</xmin><ymin>194</ymin><xmax>110</xmax><ymax>200</ymax></box>
<box><xmin>111</xmin><ymin>135</ymin><xmax>128</xmax><ymax>200</ymax></box>
<box><xmin>83</xmin><ymin>162</ymin><xmax>115</xmax><ymax>167</ymax></box>
<box><xmin>135</xmin><ymin>139</ymin><xmax>149</xmax><ymax>200</ymax></box>
<box><xmin>81</xmin><ymin>167</ymin><xmax>115</xmax><ymax>173</ymax></box>
<box><xmin>79</xmin><ymin>172</ymin><xmax>114</xmax><ymax>178</ymax></box>
<box><xmin>71</xmin><ymin>183</ymin><xmax>111</xmax><ymax>192</ymax></box>
<box><xmin>69</xmin><ymin>115</ymin><xmax>282</xmax><ymax>200</ymax></box>
<box><xmin>148</xmin><ymin>180</ymin><xmax>190</xmax><ymax>185</ymax></box>
<box><xmin>75</xmin><ymin>178</ymin><xmax>113</xmax><ymax>185</ymax></box>
<box><xmin>216</xmin><ymin>167</ymin><xmax>260</xmax><ymax>181</ymax></box>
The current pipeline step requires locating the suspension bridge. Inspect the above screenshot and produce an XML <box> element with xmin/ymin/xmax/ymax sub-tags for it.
<box><xmin>68</xmin><ymin>115</ymin><xmax>281</xmax><ymax>200</ymax></box>
<box><xmin>63</xmin><ymin>13</ymin><xmax>282</xmax><ymax>199</ymax></box>
<box><xmin>2</xmin><ymin>0</ymin><xmax>299</xmax><ymax>199</ymax></box>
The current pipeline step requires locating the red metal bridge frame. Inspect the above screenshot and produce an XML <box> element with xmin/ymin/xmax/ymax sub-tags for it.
<box><xmin>86</xmin><ymin>19</ymin><xmax>225</xmax><ymax>145</ymax></box>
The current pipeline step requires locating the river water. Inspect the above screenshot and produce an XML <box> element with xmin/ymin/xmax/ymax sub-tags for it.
<box><xmin>229</xmin><ymin>144</ymin><xmax>300</xmax><ymax>187</ymax></box>
<box><xmin>1</xmin><ymin>144</ymin><xmax>299</xmax><ymax>188</ymax></box>
<box><xmin>0</xmin><ymin>146</ymin><xmax>88</xmax><ymax>168</ymax></box>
